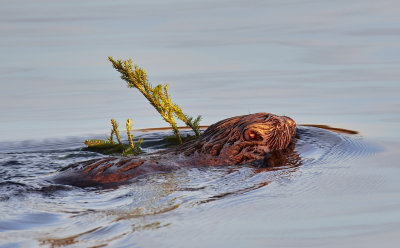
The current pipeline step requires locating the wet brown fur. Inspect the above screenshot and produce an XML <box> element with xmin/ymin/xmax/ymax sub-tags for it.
<box><xmin>52</xmin><ymin>113</ymin><xmax>296</xmax><ymax>186</ymax></box>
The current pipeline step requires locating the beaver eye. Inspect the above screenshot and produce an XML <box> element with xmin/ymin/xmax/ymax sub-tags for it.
<box><xmin>244</xmin><ymin>130</ymin><xmax>262</xmax><ymax>141</ymax></box>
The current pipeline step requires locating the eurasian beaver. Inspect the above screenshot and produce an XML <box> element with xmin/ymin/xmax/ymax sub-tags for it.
<box><xmin>52</xmin><ymin>113</ymin><xmax>297</xmax><ymax>187</ymax></box>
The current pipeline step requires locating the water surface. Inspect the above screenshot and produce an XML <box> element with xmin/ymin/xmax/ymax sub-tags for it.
<box><xmin>0</xmin><ymin>127</ymin><xmax>386</xmax><ymax>247</ymax></box>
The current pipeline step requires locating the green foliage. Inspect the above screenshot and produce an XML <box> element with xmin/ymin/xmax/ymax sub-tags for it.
<box><xmin>108</xmin><ymin>56</ymin><xmax>201</xmax><ymax>144</ymax></box>
<box><xmin>84</xmin><ymin>119</ymin><xmax>143</xmax><ymax>156</ymax></box>
<box><xmin>111</xmin><ymin>118</ymin><xmax>122</xmax><ymax>145</ymax></box>
<box><xmin>184</xmin><ymin>114</ymin><xmax>202</xmax><ymax>137</ymax></box>
<box><xmin>107</xmin><ymin>128</ymin><xmax>114</xmax><ymax>143</ymax></box>
<box><xmin>84</xmin><ymin>142</ymin><xmax>126</xmax><ymax>155</ymax></box>
<box><xmin>84</xmin><ymin>57</ymin><xmax>202</xmax><ymax>155</ymax></box>
<box><xmin>162</xmin><ymin>133</ymin><xmax>198</xmax><ymax>146</ymax></box>
<box><xmin>84</xmin><ymin>139</ymin><xmax>112</xmax><ymax>147</ymax></box>
<box><xmin>124</xmin><ymin>118</ymin><xmax>143</xmax><ymax>156</ymax></box>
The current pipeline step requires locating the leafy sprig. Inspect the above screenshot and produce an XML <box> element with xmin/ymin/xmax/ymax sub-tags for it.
<box><xmin>84</xmin><ymin>118</ymin><xmax>142</xmax><ymax>156</ymax></box>
<box><xmin>108</xmin><ymin>57</ymin><xmax>201</xmax><ymax>144</ymax></box>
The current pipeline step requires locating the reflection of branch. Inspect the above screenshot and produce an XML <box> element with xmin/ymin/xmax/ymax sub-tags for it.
<box><xmin>39</xmin><ymin>227</ymin><xmax>101</xmax><ymax>247</ymax></box>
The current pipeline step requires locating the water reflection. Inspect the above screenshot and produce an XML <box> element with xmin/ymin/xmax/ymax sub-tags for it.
<box><xmin>39</xmin><ymin>227</ymin><xmax>102</xmax><ymax>248</ymax></box>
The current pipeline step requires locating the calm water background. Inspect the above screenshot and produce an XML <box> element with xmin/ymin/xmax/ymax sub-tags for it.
<box><xmin>1</xmin><ymin>0</ymin><xmax>400</xmax><ymax>247</ymax></box>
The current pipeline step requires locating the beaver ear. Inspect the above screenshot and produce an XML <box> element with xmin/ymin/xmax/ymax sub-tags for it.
<box><xmin>244</xmin><ymin>129</ymin><xmax>262</xmax><ymax>141</ymax></box>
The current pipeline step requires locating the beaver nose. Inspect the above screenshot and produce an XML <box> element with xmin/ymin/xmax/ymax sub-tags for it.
<box><xmin>283</xmin><ymin>116</ymin><xmax>296</xmax><ymax>127</ymax></box>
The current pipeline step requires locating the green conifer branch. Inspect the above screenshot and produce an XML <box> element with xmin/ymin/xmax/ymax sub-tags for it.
<box><xmin>109</xmin><ymin>56</ymin><xmax>202</xmax><ymax>142</ymax></box>
<box><xmin>135</xmin><ymin>138</ymin><xmax>143</xmax><ymax>154</ymax></box>
<box><xmin>111</xmin><ymin>118</ymin><xmax>122</xmax><ymax>145</ymax></box>
<box><xmin>84</xmin><ymin>139</ymin><xmax>113</xmax><ymax>147</ymax></box>
<box><xmin>184</xmin><ymin>114</ymin><xmax>202</xmax><ymax>137</ymax></box>
<box><xmin>109</xmin><ymin>57</ymin><xmax>186</xmax><ymax>143</ymax></box>
<box><xmin>108</xmin><ymin>129</ymin><xmax>114</xmax><ymax>144</ymax></box>
<box><xmin>126</xmin><ymin>118</ymin><xmax>135</xmax><ymax>151</ymax></box>
<box><xmin>85</xmin><ymin>118</ymin><xmax>142</xmax><ymax>156</ymax></box>
<box><xmin>85</xmin><ymin>57</ymin><xmax>202</xmax><ymax>154</ymax></box>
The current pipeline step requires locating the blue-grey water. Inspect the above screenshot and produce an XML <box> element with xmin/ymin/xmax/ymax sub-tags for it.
<box><xmin>1</xmin><ymin>0</ymin><xmax>400</xmax><ymax>247</ymax></box>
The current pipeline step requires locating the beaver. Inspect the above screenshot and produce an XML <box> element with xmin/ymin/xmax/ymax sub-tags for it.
<box><xmin>52</xmin><ymin>113</ymin><xmax>297</xmax><ymax>187</ymax></box>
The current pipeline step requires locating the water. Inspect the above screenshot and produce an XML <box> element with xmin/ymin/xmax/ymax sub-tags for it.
<box><xmin>1</xmin><ymin>0</ymin><xmax>400</xmax><ymax>247</ymax></box>
<box><xmin>0</xmin><ymin>127</ymin><xmax>383</xmax><ymax>247</ymax></box>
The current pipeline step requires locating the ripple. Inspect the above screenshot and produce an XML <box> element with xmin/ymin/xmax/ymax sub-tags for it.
<box><xmin>0</xmin><ymin>127</ymin><xmax>379</xmax><ymax>247</ymax></box>
<box><xmin>296</xmin><ymin>126</ymin><xmax>378</xmax><ymax>167</ymax></box>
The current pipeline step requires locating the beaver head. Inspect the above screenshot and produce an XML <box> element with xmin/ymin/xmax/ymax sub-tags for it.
<box><xmin>179</xmin><ymin>113</ymin><xmax>296</xmax><ymax>165</ymax></box>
